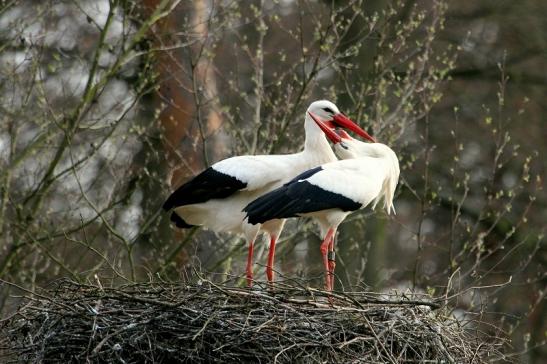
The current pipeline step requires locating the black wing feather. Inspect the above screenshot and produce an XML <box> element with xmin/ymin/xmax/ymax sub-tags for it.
<box><xmin>244</xmin><ymin>180</ymin><xmax>361</xmax><ymax>225</ymax></box>
<box><xmin>163</xmin><ymin>167</ymin><xmax>247</xmax><ymax>210</ymax></box>
<box><xmin>285</xmin><ymin>166</ymin><xmax>323</xmax><ymax>185</ymax></box>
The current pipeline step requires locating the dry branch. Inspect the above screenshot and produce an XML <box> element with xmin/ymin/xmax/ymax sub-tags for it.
<box><xmin>0</xmin><ymin>279</ymin><xmax>502</xmax><ymax>363</ymax></box>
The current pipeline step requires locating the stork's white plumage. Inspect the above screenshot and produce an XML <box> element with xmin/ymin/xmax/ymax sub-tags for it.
<box><xmin>163</xmin><ymin>101</ymin><xmax>375</xmax><ymax>286</ymax></box>
<box><xmin>244</xmin><ymin>118</ymin><xmax>399</xmax><ymax>291</ymax></box>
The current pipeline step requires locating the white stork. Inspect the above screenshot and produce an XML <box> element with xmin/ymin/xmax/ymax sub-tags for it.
<box><xmin>163</xmin><ymin>100</ymin><xmax>376</xmax><ymax>286</ymax></box>
<box><xmin>244</xmin><ymin>115</ymin><xmax>399</xmax><ymax>291</ymax></box>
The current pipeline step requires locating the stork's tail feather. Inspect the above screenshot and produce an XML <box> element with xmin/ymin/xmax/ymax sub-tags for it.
<box><xmin>170</xmin><ymin>212</ymin><xmax>195</xmax><ymax>229</ymax></box>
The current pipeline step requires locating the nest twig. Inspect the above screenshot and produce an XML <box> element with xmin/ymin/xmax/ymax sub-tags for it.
<box><xmin>0</xmin><ymin>278</ymin><xmax>502</xmax><ymax>363</ymax></box>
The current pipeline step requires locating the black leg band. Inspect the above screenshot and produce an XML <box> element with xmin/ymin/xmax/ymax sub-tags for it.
<box><xmin>328</xmin><ymin>251</ymin><xmax>336</xmax><ymax>262</ymax></box>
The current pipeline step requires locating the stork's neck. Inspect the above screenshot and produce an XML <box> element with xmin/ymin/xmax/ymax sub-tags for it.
<box><xmin>303</xmin><ymin>114</ymin><xmax>336</xmax><ymax>161</ymax></box>
<box><xmin>357</xmin><ymin>143</ymin><xmax>393</xmax><ymax>159</ymax></box>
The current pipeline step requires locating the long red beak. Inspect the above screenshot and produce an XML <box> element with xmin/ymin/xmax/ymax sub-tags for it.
<box><xmin>308</xmin><ymin>111</ymin><xmax>342</xmax><ymax>144</ymax></box>
<box><xmin>332</xmin><ymin>113</ymin><xmax>376</xmax><ymax>143</ymax></box>
<box><xmin>308</xmin><ymin>112</ymin><xmax>342</xmax><ymax>144</ymax></box>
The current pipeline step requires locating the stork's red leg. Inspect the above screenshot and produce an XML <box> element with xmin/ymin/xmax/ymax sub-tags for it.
<box><xmin>320</xmin><ymin>228</ymin><xmax>335</xmax><ymax>291</ymax></box>
<box><xmin>246</xmin><ymin>239</ymin><xmax>255</xmax><ymax>287</ymax></box>
<box><xmin>266</xmin><ymin>235</ymin><xmax>277</xmax><ymax>284</ymax></box>
<box><xmin>328</xmin><ymin>232</ymin><xmax>336</xmax><ymax>290</ymax></box>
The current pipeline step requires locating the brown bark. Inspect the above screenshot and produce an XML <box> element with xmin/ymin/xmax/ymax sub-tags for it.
<box><xmin>143</xmin><ymin>0</ymin><xmax>227</xmax><ymax>189</ymax></box>
<box><xmin>143</xmin><ymin>0</ymin><xmax>197</xmax><ymax>186</ymax></box>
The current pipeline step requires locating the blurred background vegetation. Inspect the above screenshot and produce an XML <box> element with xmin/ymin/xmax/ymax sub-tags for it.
<box><xmin>0</xmin><ymin>0</ymin><xmax>544</xmax><ymax>361</ymax></box>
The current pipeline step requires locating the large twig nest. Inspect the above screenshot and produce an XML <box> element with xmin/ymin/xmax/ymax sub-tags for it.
<box><xmin>0</xmin><ymin>278</ymin><xmax>500</xmax><ymax>363</ymax></box>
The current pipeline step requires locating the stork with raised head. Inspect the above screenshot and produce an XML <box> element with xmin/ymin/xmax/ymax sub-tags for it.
<box><xmin>244</xmin><ymin>116</ymin><xmax>399</xmax><ymax>291</ymax></box>
<box><xmin>163</xmin><ymin>101</ymin><xmax>375</xmax><ymax>286</ymax></box>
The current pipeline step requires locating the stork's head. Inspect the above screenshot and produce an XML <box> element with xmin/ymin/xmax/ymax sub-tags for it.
<box><xmin>306</xmin><ymin>100</ymin><xmax>376</xmax><ymax>143</ymax></box>
<box><xmin>333</xmin><ymin>130</ymin><xmax>361</xmax><ymax>160</ymax></box>
<box><xmin>311</xmin><ymin>118</ymin><xmax>376</xmax><ymax>159</ymax></box>
<box><xmin>323</xmin><ymin>128</ymin><xmax>364</xmax><ymax>159</ymax></box>
<box><xmin>330</xmin><ymin>129</ymin><xmax>392</xmax><ymax>160</ymax></box>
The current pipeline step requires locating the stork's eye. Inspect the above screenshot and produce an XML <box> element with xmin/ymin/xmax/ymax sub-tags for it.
<box><xmin>322</xmin><ymin>107</ymin><xmax>334</xmax><ymax>114</ymax></box>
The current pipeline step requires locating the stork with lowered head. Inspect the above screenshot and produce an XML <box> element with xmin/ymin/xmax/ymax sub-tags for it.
<box><xmin>244</xmin><ymin>114</ymin><xmax>399</xmax><ymax>291</ymax></box>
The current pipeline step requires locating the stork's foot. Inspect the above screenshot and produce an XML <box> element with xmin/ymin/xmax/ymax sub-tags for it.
<box><xmin>266</xmin><ymin>235</ymin><xmax>277</xmax><ymax>286</ymax></box>
<box><xmin>266</xmin><ymin>267</ymin><xmax>272</xmax><ymax>282</ymax></box>
<box><xmin>246</xmin><ymin>239</ymin><xmax>255</xmax><ymax>288</ymax></box>
<box><xmin>328</xmin><ymin>250</ymin><xmax>336</xmax><ymax>291</ymax></box>
<box><xmin>320</xmin><ymin>228</ymin><xmax>335</xmax><ymax>292</ymax></box>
